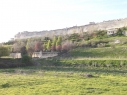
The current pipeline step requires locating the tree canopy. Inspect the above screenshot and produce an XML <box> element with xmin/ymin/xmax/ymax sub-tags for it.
<box><xmin>0</xmin><ymin>47</ymin><xmax>9</xmax><ymax>57</ymax></box>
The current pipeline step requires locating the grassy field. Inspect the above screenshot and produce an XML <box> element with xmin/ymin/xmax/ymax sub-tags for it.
<box><xmin>1</xmin><ymin>36</ymin><xmax>127</xmax><ymax>95</ymax></box>
<box><xmin>0</xmin><ymin>66</ymin><xmax>127</xmax><ymax>95</ymax></box>
<box><xmin>71</xmin><ymin>36</ymin><xmax>127</xmax><ymax>59</ymax></box>
<box><xmin>68</xmin><ymin>36</ymin><xmax>127</xmax><ymax>59</ymax></box>
<box><xmin>69</xmin><ymin>46</ymin><xmax>127</xmax><ymax>59</ymax></box>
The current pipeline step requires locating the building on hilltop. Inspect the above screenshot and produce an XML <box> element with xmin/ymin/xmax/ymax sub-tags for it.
<box><xmin>107</xmin><ymin>29</ymin><xmax>117</xmax><ymax>35</ymax></box>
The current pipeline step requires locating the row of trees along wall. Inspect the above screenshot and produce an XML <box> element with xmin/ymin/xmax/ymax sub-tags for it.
<box><xmin>12</xmin><ymin>36</ymin><xmax>75</xmax><ymax>57</ymax></box>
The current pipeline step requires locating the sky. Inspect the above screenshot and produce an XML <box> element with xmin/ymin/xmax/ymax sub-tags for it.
<box><xmin>0</xmin><ymin>0</ymin><xmax>127</xmax><ymax>43</ymax></box>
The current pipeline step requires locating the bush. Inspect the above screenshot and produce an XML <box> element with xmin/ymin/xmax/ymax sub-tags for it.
<box><xmin>0</xmin><ymin>58</ymin><xmax>32</xmax><ymax>68</ymax></box>
<box><xmin>1</xmin><ymin>83</ymin><xmax>10</xmax><ymax>88</ymax></box>
<box><xmin>21</xmin><ymin>55</ymin><xmax>32</xmax><ymax>66</ymax></box>
<box><xmin>0</xmin><ymin>62</ymin><xmax>8</xmax><ymax>68</ymax></box>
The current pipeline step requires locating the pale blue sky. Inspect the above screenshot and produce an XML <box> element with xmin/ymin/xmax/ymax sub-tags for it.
<box><xmin>0</xmin><ymin>0</ymin><xmax>127</xmax><ymax>42</ymax></box>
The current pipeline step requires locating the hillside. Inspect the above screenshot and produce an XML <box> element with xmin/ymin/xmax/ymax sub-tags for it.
<box><xmin>68</xmin><ymin>46</ymin><xmax>127</xmax><ymax>59</ymax></box>
<box><xmin>14</xmin><ymin>17</ymin><xmax>127</xmax><ymax>39</ymax></box>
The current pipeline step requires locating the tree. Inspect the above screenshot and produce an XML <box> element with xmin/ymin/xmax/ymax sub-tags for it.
<box><xmin>61</xmin><ymin>40</ymin><xmax>75</xmax><ymax>52</ymax></box>
<box><xmin>26</xmin><ymin>39</ymin><xmax>30</xmax><ymax>51</ymax></box>
<box><xmin>56</xmin><ymin>36</ymin><xmax>62</xmax><ymax>46</ymax></box>
<box><xmin>21</xmin><ymin>46</ymin><xmax>27</xmax><ymax>57</ymax></box>
<box><xmin>34</xmin><ymin>42</ymin><xmax>41</xmax><ymax>52</ymax></box>
<box><xmin>69</xmin><ymin>33</ymin><xmax>79</xmax><ymax>43</ymax></box>
<box><xmin>51</xmin><ymin>36</ymin><xmax>57</xmax><ymax>51</ymax></box>
<box><xmin>56</xmin><ymin>45</ymin><xmax>61</xmax><ymax>52</ymax></box>
<box><xmin>25</xmin><ymin>39</ymin><xmax>35</xmax><ymax>57</ymax></box>
<box><xmin>27</xmin><ymin>47</ymin><xmax>34</xmax><ymax>57</ymax></box>
<box><xmin>56</xmin><ymin>36</ymin><xmax>62</xmax><ymax>52</ymax></box>
<box><xmin>96</xmin><ymin>30</ymin><xmax>107</xmax><ymax>38</ymax></box>
<box><xmin>116</xmin><ymin>28</ymin><xmax>124</xmax><ymax>36</ymax></box>
<box><xmin>0</xmin><ymin>47</ymin><xmax>9</xmax><ymax>57</ymax></box>
<box><xmin>13</xmin><ymin>41</ymin><xmax>25</xmax><ymax>52</ymax></box>
<box><xmin>51</xmin><ymin>45</ymin><xmax>56</xmax><ymax>51</ymax></box>
<box><xmin>43</xmin><ymin>43</ymin><xmax>47</xmax><ymax>51</ymax></box>
<box><xmin>46</xmin><ymin>40</ymin><xmax>51</xmax><ymax>51</ymax></box>
<box><xmin>21</xmin><ymin>55</ymin><xmax>32</xmax><ymax>65</ymax></box>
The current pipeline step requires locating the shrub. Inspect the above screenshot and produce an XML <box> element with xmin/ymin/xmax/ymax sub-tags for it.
<box><xmin>1</xmin><ymin>83</ymin><xmax>10</xmax><ymax>88</ymax></box>
<box><xmin>0</xmin><ymin>46</ymin><xmax>9</xmax><ymax>57</ymax></box>
<box><xmin>0</xmin><ymin>62</ymin><xmax>8</xmax><ymax>68</ymax></box>
<box><xmin>97</xmin><ymin>43</ymin><xmax>106</xmax><ymax>48</ymax></box>
<box><xmin>21</xmin><ymin>55</ymin><xmax>32</xmax><ymax>66</ymax></box>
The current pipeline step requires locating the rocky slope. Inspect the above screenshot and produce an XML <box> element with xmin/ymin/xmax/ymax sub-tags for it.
<box><xmin>14</xmin><ymin>18</ymin><xmax>127</xmax><ymax>39</ymax></box>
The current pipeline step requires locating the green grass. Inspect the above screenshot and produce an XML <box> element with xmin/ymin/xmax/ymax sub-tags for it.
<box><xmin>69</xmin><ymin>46</ymin><xmax>127</xmax><ymax>59</ymax></box>
<box><xmin>0</xmin><ymin>66</ymin><xmax>127</xmax><ymax>95</ymax></box>
<box><xmin>91</xmin><ymin>36</ymin><xmax>127</xmax><ymax>43</ymax></box>
<box><xmin>38</xmin><ymin>58</ymin><xmax>127</xmax><ymax>67</ymax></box>
<box><xmin>1</xmin><ymin>37</ymin><xmax>127</xmax><ymax>95</ymax></box>
<box><xmin>67</xmin><ymin>36</ymin><xmax>127</xmax><ymax>59</ymax></box>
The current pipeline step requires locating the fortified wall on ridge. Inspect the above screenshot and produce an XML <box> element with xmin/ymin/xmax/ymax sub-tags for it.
<box><xmin>14</xmin><ymin>18</ymin><xmax>127</xmax><ymax>39</ymax></box>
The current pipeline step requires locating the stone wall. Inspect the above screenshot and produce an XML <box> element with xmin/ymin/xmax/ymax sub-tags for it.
<box><xmin>10</xmin><ymin>53</ymin><xmax>22</xmax><ymax>58</ymax></box>
<box><xmin>14</xmin><ymin>18</ymin><xmax>127</xmax><ymax>39</ymax></box>
<box><xmin>32</xmin><ymin>52</ymin><xmax>58</xmax><ymax>58</ymax></box>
